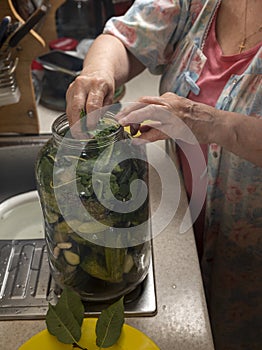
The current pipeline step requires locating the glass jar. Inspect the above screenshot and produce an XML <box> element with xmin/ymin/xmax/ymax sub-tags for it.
<box><xmin>36</xmin><ymin>112</ymin><xmax>151</xmax><ymax>301</ymax></box>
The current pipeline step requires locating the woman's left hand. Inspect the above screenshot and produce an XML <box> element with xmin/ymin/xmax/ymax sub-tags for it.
<box><xmin>116</xmin><ymin>92</ymin><xmax>262</xmax><ymax>167</ymax></box>
<box><xmin>116</xmin><ymin>92</ymin><xmax>213</xmax><ymax>144</ymax></box>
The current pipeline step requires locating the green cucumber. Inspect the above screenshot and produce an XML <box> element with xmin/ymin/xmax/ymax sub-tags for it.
<box><xmin>123</xmin><ymin>254</ymin><xmax>134</xmax><ymax>274</ymax></box>
<box><xmin>78</xmin><ymin>221</ymin><xmax>106</xmax><ymax>234</ymax></box>
<box><xmin>63</xmin><ymin>250</ymin><xmax>80</xmax><ymax>266</ymax></box>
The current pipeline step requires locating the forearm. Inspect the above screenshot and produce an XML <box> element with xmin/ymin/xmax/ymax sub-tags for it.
<box><xmin>66</xmin><ymin>34</ymin><xmax>145</xmax><ymax>129</ymax></box>
<box><xmin>191</xmin><ymin>103</ymin><xmax>262</xmax><ymax>167</ymax></box>
<box><xmin>118</xmin><ymin>93</ymin><xmax>262</xmax><ymax>167</ymax></box>
<box><xmin>82</xmin><ymin>34</ymin><xmax>145</xmax><ymax>87</ymax></box>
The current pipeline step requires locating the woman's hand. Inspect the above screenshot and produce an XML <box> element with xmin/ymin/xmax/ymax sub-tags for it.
<box><xmin>117</xmin><ymin>92</ymin><xmax>262</xmax><ymax>167</ymax></box>
<box><xmin>65</xmin><ymin>34</ymin><xmax>145</xmax><ymax>138</ymax></box>
<box><xmin>66</xmin><ymin>68</ymin><xmax>115</xmax><ymax>132</ymax></box>
<box><xmin>117</xmin><ymin>92</ymin><xmax>214</xmax><ymax>144</ymax></box>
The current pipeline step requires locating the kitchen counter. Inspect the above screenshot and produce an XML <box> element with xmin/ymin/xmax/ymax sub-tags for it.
<box><xmin>0</xmin><ymin>70</ymin><xmax>214</xmax><ymax>350</ymax></box>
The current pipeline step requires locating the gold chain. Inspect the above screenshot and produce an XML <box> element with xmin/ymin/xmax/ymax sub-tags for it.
<box><xmin>239</xmin><ymin>0</ymin><xmax>262</xmax><ymax>53</ymax></box>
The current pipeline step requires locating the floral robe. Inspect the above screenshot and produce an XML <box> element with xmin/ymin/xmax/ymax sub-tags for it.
<box><xmin>104</xmin><ymin>1</ymin><xmax>262</xmax><ymax>349</ymax></box>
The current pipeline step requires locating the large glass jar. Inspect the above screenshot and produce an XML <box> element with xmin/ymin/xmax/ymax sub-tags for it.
<box><xmin>36</xmin><ymin>113</ymin><xmax>151</xmax><ymax>301</ymax></box>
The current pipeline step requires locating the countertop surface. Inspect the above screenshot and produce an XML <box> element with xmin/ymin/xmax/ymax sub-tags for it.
<box><xmin>0</xmin><ymin>70</ymin><xmax>214</xmax><ymax>350</ymax></box>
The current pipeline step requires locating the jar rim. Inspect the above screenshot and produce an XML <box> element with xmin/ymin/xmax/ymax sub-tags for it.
<box><xmin>52</xmin><ymin>112</ymin><xmax>123</xmax><ymax>149</ymax></box>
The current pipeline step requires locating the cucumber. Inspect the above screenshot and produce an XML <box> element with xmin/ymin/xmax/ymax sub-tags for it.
<box><xmin>123</xmin><ymin>254</ymin><xmax>134</xmax><ymax>274</ymax></box>
<box><xmin>46</xmin><ymin>210</ymin><xmax>59</xmax><ymax>224</ymax></box>
<box><xmin>63</xmin><ymin>250</ymin><xmax>80</xmax><ymax>266</ymax></box>
<box><xmin>57</xmin><ymin>242</ymin><xmax>72</xmax><ymax>249</ymax></box>
<box><xmin>53</xmin><ymin>231</ymin><xmax>69</xmax><ymax>244</ymax></box>
<box><xmin>78</xmin><ymin>221</ymin><xmax>106</xmax><ymax>234</ymax></box>
<box><xmin>81</xmin><ymin>256</ymin><xmax>110</xmax><ymax>281</ymax></box>
<box><xmin>105</xmin><ymin>247</ymin><xmax>125</xmax><ymax>282</ymax></box>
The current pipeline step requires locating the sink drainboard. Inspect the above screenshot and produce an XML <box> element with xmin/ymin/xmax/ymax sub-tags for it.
<box><xmin>0</xmin><ymin>239</ymin><xmax>157</xmax><ymax>320</ymax></box>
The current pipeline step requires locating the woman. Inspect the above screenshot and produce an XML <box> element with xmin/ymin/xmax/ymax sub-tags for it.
<box><xmin>66</xmin><ymin>0</ymin><xmax>262</xmax><ymax>349</ymax></box>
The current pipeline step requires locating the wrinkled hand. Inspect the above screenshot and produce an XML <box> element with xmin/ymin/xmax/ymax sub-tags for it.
<box><xmin>66</xmin><ymin>68</ymin><xmax>115</xmax><ymax>136</ymax></box>
<box><xmin>117</xmin><ymin>92</ymin><xmax>212</xmax><ymax>144</ymax></box>
<box><xmin>117</xmin><ymin>92</ymin><xmax>213</xmax><ymax>143</ymax></box>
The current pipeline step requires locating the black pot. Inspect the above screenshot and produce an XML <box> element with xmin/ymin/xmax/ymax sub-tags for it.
<box><xmin>39</xmin><ymin>51</ymin><xmax>83</xmax><ymax>111</ymax></box>
<box><xmin>40</xmin><ymin>68</ymin><xmax>74</xmax><ymax>111</ymax></box>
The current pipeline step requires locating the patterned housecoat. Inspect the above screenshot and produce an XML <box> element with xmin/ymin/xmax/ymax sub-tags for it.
<box><xmin>104</xmin><ymin>1</ymin><xmax>262</xmax><ymax>349</ymax></box>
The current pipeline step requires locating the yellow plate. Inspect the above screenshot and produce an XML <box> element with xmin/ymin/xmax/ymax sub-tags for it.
<box><xmin>19</xmin><ymin>318</ymin><xmax>160</xmax><ymax>350</ymax></box>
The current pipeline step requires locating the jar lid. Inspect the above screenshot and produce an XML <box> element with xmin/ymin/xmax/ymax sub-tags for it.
<box><xmin>49</xmin><ymin>37</ymin><xmax>79</xmax><ymax>51</ymax></box>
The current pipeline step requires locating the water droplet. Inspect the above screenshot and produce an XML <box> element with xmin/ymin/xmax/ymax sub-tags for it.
<box><xmin>162</xmin><ymin>304</ymin><xmax>167</xmax><ymax>310</ymax></box>
<box><xmin>16</xmin><ymin>284</ymin><xmax>21</xmax><ymax>288</ymax></box>
<box><xmin>47</xmin><ymin>289</ymin><xmax>58</xmax><ymax>304</ymax></box>
<box><xmin>172</xmin><ymin>284</ymin><xmax>176</xmax><ymax>289</ymax></box>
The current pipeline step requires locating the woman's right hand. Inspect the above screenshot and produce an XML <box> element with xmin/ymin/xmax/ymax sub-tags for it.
<box><xmin>66</xmin><ymin>67</ymin><xmax>115</xmax><ymax>133</ymax></box>
<box><xmin>65</xmin><ymin>33</ymin><xmax>145</xmax><ymax>137</ymax></box>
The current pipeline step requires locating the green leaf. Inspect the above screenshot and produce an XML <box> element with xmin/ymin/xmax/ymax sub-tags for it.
<box><xmin>46</xmin><ymin>303</ymin><xmax>81</xmax><ymax>344</ymax></box>
<box><xmin>95</xmin><ymin>297</ymin><xmax>125</xmax><ymax>348</ymax></box>
<box><xmin>80</xmin><ymin>109</ymin><xmax>86</xmax><ymax>119</ymax></box>
<box><xmin>46</xmin><ymin>288</ymin><xmax>85</xmax><ymax>347</ymax></box>
<box><xmin>59</xmin><ymin>287</ymin><xmax>84</xmax><ymax>327</ymax></box>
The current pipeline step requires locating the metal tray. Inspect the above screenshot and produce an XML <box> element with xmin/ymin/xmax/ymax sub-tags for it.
<box><xmin>0</xmin><ymin>238</ymin><xmax>157</xmax><ymax>320</ymax></box>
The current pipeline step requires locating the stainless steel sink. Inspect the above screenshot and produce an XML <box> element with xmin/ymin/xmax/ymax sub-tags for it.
<box><xmin>0</xmin><ymin>135</ymin><xmax>157</xmax><ymax>320</ymax></box>
<box><xmin>0</xmin><ymin>135</ymin><xmax>50</xmax><ymax>203</ymax></box>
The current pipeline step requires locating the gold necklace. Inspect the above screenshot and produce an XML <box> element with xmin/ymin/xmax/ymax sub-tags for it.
<box><xmin>239</xmin><ymin>0</ymin><xmax>262</xmax><ymax>53</ymax></box>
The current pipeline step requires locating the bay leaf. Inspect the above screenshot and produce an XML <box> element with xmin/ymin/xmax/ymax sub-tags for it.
<box><xmin>59</xmin><ymin>287</ymin><xmax>84</xmax><ymax>327</ymax></box>
<box><xmin>95</xmin><ymin>297</ymin><xmax>125</xmax><ymax>348</ymax></box>
<box><xmin>46</xmin><ymin>303</ymin><xmax>81</xmax><ymax>344</ymax></box>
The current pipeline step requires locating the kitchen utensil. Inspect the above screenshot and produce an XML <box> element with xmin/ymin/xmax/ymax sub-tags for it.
<box><xmin>0</xmin><ymin>56</ymin><xmax>18</xmax><ymax>77</ymax></box>
<box><xmin>36</xmin><ymin>50</ymin><xmax>83</xmax><ymax>110</ymax></box>
<box><xmin>0</xmin><ymin>46</ymin><xmax>20</xmax><ymax>106</ymax></box>
<box><xmin>12</xmin><ymin>0</ymin><xmax>36</xmax><ymax>20</ymax></box>
<box><xmin>0</xmin><ymin>76</ymin><xmax>16</xmax><ymax>85</ymax></box>
<box><xmin>0</xmin><ymin>21</ymin><xmax>20</xmax><ymax>50</ymax></box>
<box><xmin>0</xmin><ymin>85</ymin><xmax>20</xmax><ymax>106</ymax></box>
<box><xmin>6</xmin><ymin>4</ymin><xmax>48</xmax><ymax>50</ymax></box>
<box><xmin>36</xmin><ymin>49</ymin><xmax>82</xmax><ymax>76</ymax></box>
<box><xmin>0</xmin><ymin>16</ymin><xmax>11</xmax><ymax>49</ymax></box>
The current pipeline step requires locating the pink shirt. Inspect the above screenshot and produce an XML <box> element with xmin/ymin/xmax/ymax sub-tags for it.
<box><xmin>178</xmin><ymin>11</ymin><xmax>261</xmax><ymax>256</ymax></box>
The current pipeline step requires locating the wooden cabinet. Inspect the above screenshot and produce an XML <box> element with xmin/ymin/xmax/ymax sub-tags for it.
<box><xmin>0</xmin><ymin>0</ymin><xmax>64</xmax><ymax>134</ymax></box>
